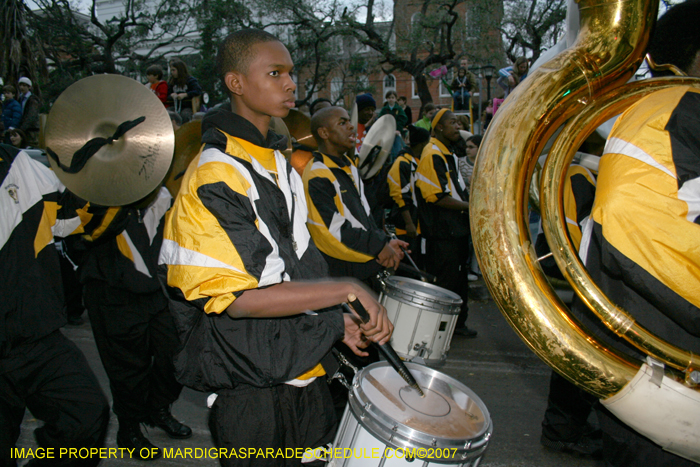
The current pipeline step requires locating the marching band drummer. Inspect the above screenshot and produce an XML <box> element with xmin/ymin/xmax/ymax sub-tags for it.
<box><xmin>303</xmin><ymin>106</ymin><xmax>408</xmax><ymax>284</ymax></box>
<box><xmin>158</xmin><ymin>30</ymin><xmax>392</xmax><ymax>467</ymax></box>
<box><xmin>0</xmin><ymin>143</ymin><xmax>110</xmax><ymax>467</ymax></box>
<box><xmin>415</xmin><ymin>109</ymin><xmax>475</xmax><ymax>337</ymax></box>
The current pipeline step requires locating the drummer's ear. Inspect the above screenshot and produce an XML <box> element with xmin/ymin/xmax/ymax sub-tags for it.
<box><xmin>316</xmin><ymin>126</ymin><xmax>329</xmax><ymax>141</ymax></box>
<box><xmin>224</xmin><ymin>72</ymin><xmax>242</xmax><ymax>96</ymax></box>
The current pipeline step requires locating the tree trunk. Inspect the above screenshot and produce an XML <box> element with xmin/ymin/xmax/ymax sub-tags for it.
<box><xmin>414</xmin><ymin>72</ymin><xmax>433</xmax><ymax>109</ymax></box>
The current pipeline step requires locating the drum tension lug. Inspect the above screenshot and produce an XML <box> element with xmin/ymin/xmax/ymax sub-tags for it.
<box><xmin>413</xmin><ymin>341</ymin><xmax>430</xmax><ymax>358</ymax></box>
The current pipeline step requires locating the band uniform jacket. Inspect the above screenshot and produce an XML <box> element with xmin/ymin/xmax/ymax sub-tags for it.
<box><xmin>303</xmin><ymin>151</ymin><xmax>389</xmax><ymax>280</ymax></box>
<box><xmin>575</xmin><ymin>86</ymin><xmax>700</xmax><ymax>356</ymax></box>
<box><xmin>387</xmin><ymin>150</ymin><xmax>419</xmax><ymax>236</ymax></box>
<box><xmin>0</xmin><ymin>145</ymin><xmax>85</xmax><ymax>359</ymax></box>
<box><xmin>415</xmin><ymin>138</ymin><xmax>470</xmax><ymax>239</ymax></box>
<box><xmin>159</xmin><ymin>108</ymin><xmax>344</xmax><ymax>391</ymax></box>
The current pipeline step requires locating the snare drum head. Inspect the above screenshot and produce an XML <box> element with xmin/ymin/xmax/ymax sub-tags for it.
<box><xmin>351</xmin><ymin>362</ymin><xmax>490</xmax><ymax>450</ymax></box>
<box><xmin>385</xmin><ymin>276</ymin><xmax>462</xmax><ymax>305</ymax></box>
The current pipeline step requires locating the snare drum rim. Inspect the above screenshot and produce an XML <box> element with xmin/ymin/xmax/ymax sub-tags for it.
<box><xmin>349</xmin><ymin>362</ymin><xmax>492</xmax><ymax>460</ymax></box>
<box><xmin>382</xmin><ymin>276</ymin><xmax>463</xmax><ymax>315</ymax></box>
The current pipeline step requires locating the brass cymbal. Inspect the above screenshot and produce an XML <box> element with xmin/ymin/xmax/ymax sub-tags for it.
<box><xmin>45</xmin><ymin>74</ymin><xmax>174</xmax><ymax>206</ymax></box>
<box><xmin>357</xmin><ymin>115</ymin><xmax>396</xmax><ymax>179</ymax></box>
<box><xmin>165</xmin><ymin>120</ymin><xmax>202</xmax><ymax>198</ymax></box>
<box><xmin>283</xmin><ymin>109</ymin><xmax>317</xmax><ymax>149</ymax></box>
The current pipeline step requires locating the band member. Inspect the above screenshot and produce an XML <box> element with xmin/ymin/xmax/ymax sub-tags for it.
<box><xmin>71</xmin><ymin>187</ymin><xmax>191</xmax><ymax>459</ymax></box>
<box><xmin>303</xmin><ymin>106</ymin><xmax>407</xmax><ymax>282</ymax></box>
<box><xmin>1</xmin><ymin>144</ymin><xmax>109</xmax><ymax>467</ymax></box>
<box><xmin>387</xmin><ymin>124</ymin><xmax>430</xmax><ymax>259</ymax></box>
<box><xmin>415</xmin><ymin>109</ymin><xmax>475</xmax><ymax>337</ymax></box>
<box><xmin>569</xmin><ymin>2</ymin><xmax>700</xmax><ymax>463</ymax></box>
<box><xmin>355</xmin><ymin>94</ymin><xmax>376</xmax><ymax>154</ymax></box>
<box><xmin>158</xmin><ymin>29</ymin><xmax>392</xmax><ymax>467</ymax></box>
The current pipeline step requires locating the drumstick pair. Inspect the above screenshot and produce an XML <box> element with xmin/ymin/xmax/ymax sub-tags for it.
<box><xmin>343</xmin><ymin>294</ymin><xmax>425</xmax><ymax>398</ymax></box>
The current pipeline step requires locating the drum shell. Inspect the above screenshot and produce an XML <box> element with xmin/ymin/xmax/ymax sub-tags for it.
<box><xmin>329</xmin><ymin>362</ymin><xmax>491</xmax><ymax>466</ymax></box>
<box><xmin>380</xmin><ymin>277</ymin><xmax>462</xmax><ymax>366</ymax></box>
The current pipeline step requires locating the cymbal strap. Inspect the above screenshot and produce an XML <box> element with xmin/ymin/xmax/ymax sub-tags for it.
<box><xmin>47</xmin><ymin>116</ymin><xmax>146</xmax><ymax>174</ymax></box>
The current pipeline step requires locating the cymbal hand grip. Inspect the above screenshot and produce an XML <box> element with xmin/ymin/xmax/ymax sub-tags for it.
<box><xmin>344</xmin><ymin>295</ymin><xmax>425</xmax><ymax>397</ymax></box>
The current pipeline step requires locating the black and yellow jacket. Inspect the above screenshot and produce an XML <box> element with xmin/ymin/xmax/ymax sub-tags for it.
<box><xmin>303</xmin><ymin>151</ymin><xmax>389</xmax><ymax>280</ymax></box>
<box><xmin>68</xmin><ymin>187</ymin><xmax>172</xmax><ymax>296</ymax></box>
<box><xmin>159</xmin><ymin>108</ymin><xmax>344</xmax><ymax>391</ymax></box>
<box><xmin>415</xmin><ymin>138</ymin><xmax>470</xmax><ymax>239</ymax></box>
<box><xmin>0</xmin><ymin>145</ymin><xmax>85</xmax><ymax>358</ymax></box>
<box><xmin>577</xmin><ymin>86</ymin><xmax>700</xmax><ymax>355</ymax></box>
<box><xmin>535</xmin><ymin>164</ymin><xmax>597</xmax><ymax>279</ymax></box>
<box><xmin>387</xmin><ymin>150</ymin><xmax>419</xmax><ymax>235</ymax></box>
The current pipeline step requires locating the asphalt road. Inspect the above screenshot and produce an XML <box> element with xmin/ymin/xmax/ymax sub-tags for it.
<box><xmin>14</xmin><ymin>282</ymin><xmax>603</xmax><ymax>467</ymax></box>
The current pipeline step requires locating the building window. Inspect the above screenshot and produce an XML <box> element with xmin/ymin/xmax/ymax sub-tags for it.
<box><xmin>411</xmin><ymin>77</ymin><xmax>419</xmax><ymax>99</ymax></box>
<box><xmin>383</xmin><ymin>74</ymin><xmax>396</xmax><ymax>96</ymax></box>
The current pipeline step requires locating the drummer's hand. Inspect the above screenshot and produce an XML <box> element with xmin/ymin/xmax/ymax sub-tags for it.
<box><xmin>376</xmin><ymin>242</ymin><xmax>401</xmax><ymax>270</ymax></box>
<box><xmin>389</xmin><ymin>239</ymin><xmax>408</xmax><ymax>259</ymax></box>
<box><xmin>342</xmin><ymin>314</ymin><xmax>370</xmax><ymax>357</ymax></box>
<box><xmin>405</xmin><ymin>222</ymin><xmax>418</xmax><ymax>238</ymax></box>
<box><xmin>349</xmin><ymin>285</ymin><xmax>393</xmax><ymax>345</ymax></box>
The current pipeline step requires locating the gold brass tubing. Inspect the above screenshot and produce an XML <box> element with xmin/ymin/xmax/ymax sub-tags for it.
<box><xmin>645</xmin><ymin>53</ymin><xmax>687</xmax><ymax>77</ymax></box>
<box><xmin>541</xmin><ymin>77</ymin><xmax>700</xmax><ymax>378</ymax></box>
<box><xmin>471</xmin><ymin>0</ymin><xmax>659</xmax><ymax>399</ymax></box>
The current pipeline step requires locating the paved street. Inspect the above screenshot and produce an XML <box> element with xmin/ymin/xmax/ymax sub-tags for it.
<box><xmin>15</xmin><ymin>282</ymin><xmax>603</xmax><ymax>466</ymax></box>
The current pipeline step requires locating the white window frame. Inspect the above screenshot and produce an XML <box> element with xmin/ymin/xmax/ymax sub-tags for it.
<box><xmin>383</xmin><ymin>74</ymin><xmax>396</xmax><ymax>97</ymax></box>
<box><xmin>411</xmin><ymin>77</ymin><xmax>419</xmax><ymax>100</ymax></box>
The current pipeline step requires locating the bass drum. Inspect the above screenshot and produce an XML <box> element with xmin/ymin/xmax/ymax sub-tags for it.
<box><xmin>379</xmin><ymin>276</ymin><xmax>462</xmax><ymax>366</ymax></box>
<box><xmin>329</xmin><ymin>361</ymin><xmax>491</xmax><ymax>466</ymax></box>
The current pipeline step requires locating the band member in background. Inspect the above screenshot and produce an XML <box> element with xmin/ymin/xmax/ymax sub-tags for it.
<box><xmin>303</xmin><ymin>106</ymin><xmax>407</xmax><ymax>283</ymax></box>
<box><xmin>387</xmin><ymin>124</ymin><xmax>430</xmax><ymax>265</ymax></box>
<box><xmin>415</xmin><ymin>109</ymin><xmax>475</xmax><ymax>337</ymax></box>
<box><xmin>1</xmin><ymin>144</ymin><xmax>109</xmax><ymax>467</ymax></box>
<box><xmin>355</xmin><ymin>94</ymin><xmax>376</xmax><ymax>154</ymax></box>
<box><xmin>71</xmin><ymin>186</ymin><xmax>191</xmax><ymax>460</ymax></box>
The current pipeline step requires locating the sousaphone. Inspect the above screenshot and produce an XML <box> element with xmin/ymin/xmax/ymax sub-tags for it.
<box><xmin>471</xmin><ymin>0</ymin><xmax>700</xmax><ymax>461</ymax></box>
<box><xmin>45</xmin><ymin>74</ymin><xmax>174</xmax><ymax>206</ymax></box>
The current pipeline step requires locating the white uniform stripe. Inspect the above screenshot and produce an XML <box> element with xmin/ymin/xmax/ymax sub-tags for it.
<box><xmin>604</xmin><ymin>137</ymin><xmax>676</xmax><ymax>178</ymax></box>
<box><xmin>159</xmin><ymin>239</ymin><xmax>246</xmax><ymax>274</ymax></box>
<box><xmin>122</xmin><ymin>231</ymin><xmax>152</xmax><ymax>278</ymax></box>
<box><xmin>1</xmin><ymin>151</ymin><xmax>60</xmax><ymax>251</ymax></box>
<box><xmin>416</xmin><ymin>173</ymin><xmax>440</xmax><ymax>190</ymax></box>
<box><xmin>142</xmin><ymin>187</ymin><xmax>172</xmax><ymax>245</ymax></box>
<box><xmin>678</xmin><ymin>177</ymin><xmax>700</xmax><ymax>223</ymax></box>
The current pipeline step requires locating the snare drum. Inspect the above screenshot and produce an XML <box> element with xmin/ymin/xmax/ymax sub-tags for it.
<box><xmin>379</xmin><ymin>276</ymin><xmax>462</xmax><ymax>366</ymax></box>
<box><xmin>329</xmin><ymin>361</ymin><xmax>491</xmax><ymax>466</ymax></box>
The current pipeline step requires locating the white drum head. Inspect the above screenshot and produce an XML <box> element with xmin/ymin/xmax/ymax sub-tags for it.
<box><xmin>349</xmin><ymin>362</ymin><xmax>491</xmax><ymax>461</ymax></box>
<box><xmin>384</xmin><ymin>276</ymin><xmax>462</xmax><ymax>314</ymax></box>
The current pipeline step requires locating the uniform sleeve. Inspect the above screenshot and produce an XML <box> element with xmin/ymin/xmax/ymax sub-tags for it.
<box><xmin>387</xmin><ymin>158</ymin><xmax>407</xmax><ymax>210</ymax></box>
<box><xmin>416</xmin><ymin>153</ymin><xmax>450</xmax><ymax>204</ymax></box>
<box><xmin>161</xmin><ymin>161</ymin><xmax>278</xmax><ymax>314</ymax></box>
<box><xmin>304</xmin><ymin>166</ymin><xmax>386</xmax><ymax>263</ymax></box>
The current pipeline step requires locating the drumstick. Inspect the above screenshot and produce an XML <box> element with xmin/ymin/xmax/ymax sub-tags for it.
<box><xmin>387</xmin><ymin>231</ymin><xmax>435</xmax><ymax>283</ymax></box>
<box><xmin>344</xmin><ymin>294</ymin><xmax>425</xmax><ymax>398</ymax></box>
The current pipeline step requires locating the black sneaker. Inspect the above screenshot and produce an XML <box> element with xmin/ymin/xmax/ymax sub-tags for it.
<box><xmin>145</xmin><ymin>407</ymin><xmax>193</xmax><ymax>439</ymax></box>
<box><xmin>540</xmin><ymin>431</ymin><xmax>603</xmax><ymax>458</ymax></box>
<box><xmin>453</xmin><ymin>326</ymin><xmax>478</xmax><ymax>338</ymax></box>
<box><xmin>116</xmin><ymin>424</ymin><xmax>162</xmax><ymax>461</ymax></box>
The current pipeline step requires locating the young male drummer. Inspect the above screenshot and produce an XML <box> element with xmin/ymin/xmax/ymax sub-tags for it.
<box><xmin>158</xmin><ymin>29</ymin><xmax>392</xmax><ymax>466</ymax></box>
<box><xmin>302</xmin><ymin>106</ymin><xmax>407</xmax><ymax>283</ymax></box>
<box><xmin>415</xmin><ymin>109</ymin><xmax>475</xmax><ymax>337</ymax></box>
